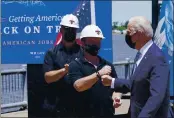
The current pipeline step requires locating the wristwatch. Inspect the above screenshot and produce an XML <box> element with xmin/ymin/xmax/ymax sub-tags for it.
<box><xmin>96</xmin><ymin>71</ymin><xmax>101</xmax><ymax>79</ymax></box>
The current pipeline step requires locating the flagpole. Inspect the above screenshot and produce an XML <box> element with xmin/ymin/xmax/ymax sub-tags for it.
<box><xmin>90</xmin><ymin>0</ymin><xmax>96</xmax><ymax>25</ymax></box>
<box><xmin>152</xmin><ymin>0</ymin><xmax>159</xmax><ymax>35</ymax></box>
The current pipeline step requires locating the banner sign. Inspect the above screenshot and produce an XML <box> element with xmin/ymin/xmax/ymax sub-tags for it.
<box><xmin>154</xmin><ymin>0</ymin><xmax>173</xmax><ymax>96</ymax></box>
<box><xmin>1</xmin><ymin>1</ymin><xmax>112</xmax><ymax>63</ymax></box>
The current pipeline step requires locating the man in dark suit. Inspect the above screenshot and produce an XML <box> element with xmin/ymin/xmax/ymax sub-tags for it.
<box><xmin>102</xmin><ymin>16</ymin><xmax>170</xmax><ymax>118</ymax></box>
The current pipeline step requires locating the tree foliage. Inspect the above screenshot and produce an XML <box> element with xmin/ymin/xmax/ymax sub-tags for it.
<box><xmin>112</xmin><ymin>21</ymin><xmax>128</xmax><ymax>31</ymax></box>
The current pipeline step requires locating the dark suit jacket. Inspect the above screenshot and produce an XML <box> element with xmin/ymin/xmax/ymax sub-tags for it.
<box><xmin>114</xmin><ymin>43</ymin><xmax>170</xmax><ymax>118</ymax></box>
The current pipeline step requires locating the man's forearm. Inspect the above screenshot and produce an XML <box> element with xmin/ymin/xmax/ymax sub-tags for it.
<box><xmin>74</xmin><ymin>73</ymin><xmax>99</xmax><ymax>92</ymax></box>
<box><xmin>44</xmin><ymin>68</ymin><xmax>67</xmax><ymax>84</ymax></box>
<box><xmin>112</xmin><ymin>79</ymin><xmax>131</xmax><ymax>94</ymax></box>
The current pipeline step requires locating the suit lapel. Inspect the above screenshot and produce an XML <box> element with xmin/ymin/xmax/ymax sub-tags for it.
<box><xmin>130</xmin><ymin>44</ymin><xmax>155</xmax><ymax>88</ymax></box>
<box><xmin>132</xmin><ymin>53</ymin><xmax>149</xmax><ymax>77</ymax></box>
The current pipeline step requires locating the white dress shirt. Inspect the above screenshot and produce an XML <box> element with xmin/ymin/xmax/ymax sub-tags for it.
<box><xmin>136</xmin><ymin>40</ymin><xmax>153</xmax><ymax>67</ymax></box>
<box><xmin>111</xmin><ymin>40</ymin><xmax>153</xmax><ymax>89</ymax></box>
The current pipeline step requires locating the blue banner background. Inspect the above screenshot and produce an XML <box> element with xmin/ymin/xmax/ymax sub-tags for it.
<box><xmin>1</xmin><ymin>1</ymin><xmax>113</xmax><ymax>64</ymax></box>
<box><xmin>155</xmin><ymin>0</ymin><xmax>173</xmax><ymax>97</ymax></box>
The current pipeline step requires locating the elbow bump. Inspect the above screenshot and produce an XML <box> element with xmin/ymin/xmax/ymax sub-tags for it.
<box><xmin>44</xmin><ymin>73</ymin><xmax>51</xmax><ymax>84</ymax></box>
<box><xmin>73</xmin><ymin>82</ymin><xmax>84</xmax><ymax>92</ymax></box>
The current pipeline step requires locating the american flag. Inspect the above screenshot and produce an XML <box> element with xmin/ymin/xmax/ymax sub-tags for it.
<box><xmin>54</xmin><ymin>0</ymin><xmax>91</xmax><ymax>46</ymax></box>
<box><xmin>54</xmin><ymin>32</ymin><xmax>62</xmax><ymax>45</ymax></box>
<box><xmin>74</xmin><ymin>0</ymin><xmax>91</xmax><ymax>33</ymax></box>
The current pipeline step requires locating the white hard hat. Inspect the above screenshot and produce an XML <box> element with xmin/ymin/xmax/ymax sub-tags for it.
<box><xmin>60</xmin><ymin>14</ymin><xmax>79</xmax><ymax>28</ymax></box>
<box><xmin>80</xmin><ymin>24</ymin><xmax>105</xmax><ymax>39</ymax></box>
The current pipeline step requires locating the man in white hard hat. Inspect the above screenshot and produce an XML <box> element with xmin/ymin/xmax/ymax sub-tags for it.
<box><xmin>67</xmin><ymin>24</ymin><xmax>122</xmax><ymax>117</ymax></box>
<box><xmin>43</xmin><ymin>14</ymin><xmax>83</xmax><ymax>117</ymax></box>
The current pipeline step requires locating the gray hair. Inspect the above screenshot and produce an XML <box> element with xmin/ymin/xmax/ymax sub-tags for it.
<box><xmin>129</xmin><ymin>16</ymin><xmax>153</xmax><ymax>38</ymax></box>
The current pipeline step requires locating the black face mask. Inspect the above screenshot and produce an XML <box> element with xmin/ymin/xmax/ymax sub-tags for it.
<box><xmin>63</xmin><ymin>27</ymin><xmax>76</xmax><ymax>42</ymax></box>
<box><xmin>84</xmin><ymin>44</ymin><xmax>100</xmax><ymax>56</ymax></box>
<box><xmin>125</xmin><ymin>34</ymin><xmax>136</xmax><ymax>49</ymax></box>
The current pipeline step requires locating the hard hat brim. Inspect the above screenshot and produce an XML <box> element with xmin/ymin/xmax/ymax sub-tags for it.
<box><xmin>60</xmin><ymin>24</ymin><xmax>79</xmax><ymax>28</ymax></box>
<box><xmin>80</xmin><ymin>36</ymin><xmax>105</xmax><ymax>39</ymax></box>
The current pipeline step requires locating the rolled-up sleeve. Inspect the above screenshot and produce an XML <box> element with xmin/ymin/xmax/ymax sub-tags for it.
<box><xmin>43</xmin><ymin>49</ymin><xmax>55</xmax><ymax>74</ymax></box>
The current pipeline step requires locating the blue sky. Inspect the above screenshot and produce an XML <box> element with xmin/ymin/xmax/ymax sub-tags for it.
<box><xmin>112</xmin><ymin>1</ymin><xmax>152</xmax><ymax>23</ymax></box>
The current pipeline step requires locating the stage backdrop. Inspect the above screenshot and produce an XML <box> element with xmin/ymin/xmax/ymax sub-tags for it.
<box><xmin>1</xmin><ymin>1</ymin><xmax>112</xmax><ymax>64</ymax></box>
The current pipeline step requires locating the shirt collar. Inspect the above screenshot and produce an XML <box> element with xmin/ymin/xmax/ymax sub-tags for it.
<box><xmin>139</xmin><ymin>39</ymin><xmax>153</xmax><ymax>56</ymax></box>
<box><xmin>59</xmin><ymin>42</ymin><xmax>78</xmax><ymax>51</ymax></box>
<box><xmin>82</xmin><ymin>56</ymin><xmax>106</xmax><ymax>65</ymax></box>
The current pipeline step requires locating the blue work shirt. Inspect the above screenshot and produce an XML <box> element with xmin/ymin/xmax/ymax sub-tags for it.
<box><xmin>67</xmin><ymin>56</ymin><xmax>118</xmax><ymax>117</ymax></box>
<box><xmin>43</xmin><ymin>42</ymin><xmax>83</xmax><ymax>116</ymax></box>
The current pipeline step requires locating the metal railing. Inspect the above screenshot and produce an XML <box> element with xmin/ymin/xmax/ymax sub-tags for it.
<box><xmin>0</xmin><ymin>62</ymin><xmax>134</xmax><ymax>114</ymax></box>
<box><xmin>1</xmin><ymin>67</ymin><xmax>28</xmax><ymax>114</ymax></box>
<box><xmin>113</xmin><ymin>60</ymin><xmax>134</xmax><ymax>79</ymax></box>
